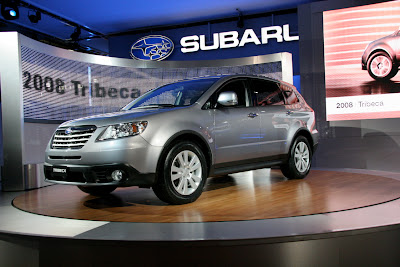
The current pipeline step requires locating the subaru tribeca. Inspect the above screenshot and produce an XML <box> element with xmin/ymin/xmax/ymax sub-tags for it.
<box><xmin>362</xmin><ymin>29</ymin><xmax>400</xmax><ymax>80</ymax></box>
<box><xmin>44</xmin><ymin>75</ymin><xmax>318</xmax><ymax>205</ymax></box>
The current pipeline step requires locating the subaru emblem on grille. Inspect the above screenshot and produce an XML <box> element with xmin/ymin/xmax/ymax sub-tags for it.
<box><xmin>65</xmin><ymin>128</ymin><xmax>72</xmax><ymax>135</ymax></box>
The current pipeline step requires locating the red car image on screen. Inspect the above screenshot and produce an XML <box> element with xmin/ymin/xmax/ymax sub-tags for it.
<box><xmin>361</xmin><ymin>29</ymin><xmax>400</xmax><ymax>80</ymax></box>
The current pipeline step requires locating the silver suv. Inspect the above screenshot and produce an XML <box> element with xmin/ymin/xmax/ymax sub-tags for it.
<box><xmin>44</xmin><ymin>75</ymin><xmax>318</xmax><ymax>204</ymax></box>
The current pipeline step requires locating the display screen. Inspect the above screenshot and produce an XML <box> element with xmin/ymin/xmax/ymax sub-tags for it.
<box><xmin>21</xmin><ymin>46</ymin><xmax>283</xmax><ymax>121</ymax></box>
<box><xmin>323</xmin><ymin>0</ymin><xmax>400</xmax><ymax>121</ymax></box>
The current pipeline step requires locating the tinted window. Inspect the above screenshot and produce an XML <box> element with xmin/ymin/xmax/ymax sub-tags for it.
<box><xmin>250</xmin><ymin>79</ymin><xmax>284</xmax><ymax>106</ymax></box>
<box><xmin>123</xmin><ymin>78</ymin><xmax>218</xmax><ymax>110</ymax></box>
<box><xmin>216</xmin><ymin>80</ymin><xmax>247</xmax><ymax>107</ymax></box>
<box><xmin>280</xmin><ymin>84</ymin><xmax>299</xmax><ymax>105</ymax></box>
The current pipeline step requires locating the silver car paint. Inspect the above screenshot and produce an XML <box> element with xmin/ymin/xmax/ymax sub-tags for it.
<box><xmin>45</xmin><ymin>128</ymin><xmax>163</xmax><ymax>174</ymax></box>
<box><xmin>45</xmin><ymin>75</ymin><xmax>318</xmax><ymax>185</ymax></box>
<box><xmin>213</xmin><ymin>106</ymin><xmax>261</xmax><ymax>164</ymax></box>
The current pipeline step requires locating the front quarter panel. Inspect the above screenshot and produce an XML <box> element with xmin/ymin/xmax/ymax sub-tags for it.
<box><xmin>364</xmin><ymin>36</ymin><xmax>397</xmax><ymax>63</ymax></box>
<box><xmin>139</xmin><ymin>105</ymin><xmax>215</xmax><ymax>153</ymax></box>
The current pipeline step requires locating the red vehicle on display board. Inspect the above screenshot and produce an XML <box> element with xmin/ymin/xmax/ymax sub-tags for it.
<box><xmin>362</xmin><ymin>28</ymin><xmax>400</xmax><ymax>80</ymax></box>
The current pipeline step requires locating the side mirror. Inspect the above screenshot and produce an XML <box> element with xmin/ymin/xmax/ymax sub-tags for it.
<box><xmin>217</xmin><ymin>91</ymin><xmax>238</xmax><ymax>106</ymax></box>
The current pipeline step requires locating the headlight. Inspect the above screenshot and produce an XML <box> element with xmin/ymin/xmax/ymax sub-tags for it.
<box><xmin>96</xmin><ymin>121</ymin><xmax>148</xmax><ymax>141</ymax></box>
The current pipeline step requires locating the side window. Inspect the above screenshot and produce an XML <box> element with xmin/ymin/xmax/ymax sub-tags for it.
<box><xmin>280</xmin><ymin>84</ymin><xmax>299</xmax><ymax>105</ymax></box>
<box><xmin>250</xmin><ymin>79</ymin><xmax>284</xmax><ymax>106</ymax></box>
<box><xmin>216</xmin><ymin>80</ymin><xmax>247</xmax><ymax>108</ymax></box>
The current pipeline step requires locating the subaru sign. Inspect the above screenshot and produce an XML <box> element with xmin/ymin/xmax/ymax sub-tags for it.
<box><xmin>130</xmin><ymin>35</ymin><xmax>174</xmax><ymax>61</ymax></box>
<box><xmin>180</xmin><ymin>24</ymin><xmax>298</xmax><ymax>53</ymax></box>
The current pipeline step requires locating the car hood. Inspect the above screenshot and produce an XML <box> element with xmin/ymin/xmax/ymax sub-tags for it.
<box><xmin>60</xmin><ymin>107</ymin><xmax>185</xmax><ymax>128</ymax></box>
<box><xmin>367</xmin><ymin>34</ymin><xmax>393</xmax><ymax>47</ymax></box>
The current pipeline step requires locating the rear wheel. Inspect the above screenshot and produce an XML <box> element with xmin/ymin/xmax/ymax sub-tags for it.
<box><xmin>280</xmin><ymin>136</ymin><xmax>312</xmax><ymax>180</ymax></box>
<box><xmin>153</xmin><ymin>141</ymin><xmax>207</xmax><ymax>205</ymax></box>
<box><xmin>77</xmin><ymin>185</ymin><xmax>117</xmax><ymax>196</ymax></box>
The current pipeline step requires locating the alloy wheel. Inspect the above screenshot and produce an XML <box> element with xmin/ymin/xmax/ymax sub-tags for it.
<box><xmin>294</xmin><ymin>141</ymin><xmax>310</xmax><ymax>173</ymax></box>
<box><xmin>370</xmin><ymin>55</ymin><xmax>392</xmax><ymax>78</ymax></box>
<box><xmin>170</xmin><ymin>150</ymin><xmax>202</xmax><ymax>195</ymax></box>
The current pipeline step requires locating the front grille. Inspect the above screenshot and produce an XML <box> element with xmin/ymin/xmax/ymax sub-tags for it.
<box><xmin>51</xmin><ymin>125</ymin><xmax>96</xmax><ymax>149</ymax></box>
<box><xmin>93</xmin><ymin>170</ymin><xmax>108</xmax><ymax>182</ymax></box>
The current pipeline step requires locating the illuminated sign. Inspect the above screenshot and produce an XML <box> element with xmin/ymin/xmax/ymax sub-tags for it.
<box><xmin>130</xmin><ymin>35</ymin><xmax>174</xmax><ymax>61</ymax></box>
<box><xmin>22</xmin><ymin>46</ymin><xmax>285</xmax><ymax>121</ymax></box>
<box><xmin>323</xmin><ymin>1</ymin><xmax>400</xmax><ymax>121</ymax></box>
<box><xmin>180</xmin><ymin>24</ymin><xmax>298</xmax><ymax>53</ymax></box>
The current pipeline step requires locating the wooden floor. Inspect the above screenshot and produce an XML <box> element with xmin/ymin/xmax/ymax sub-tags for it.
<box><xmin>13</xmin><ymin>169</ymin><xmax>400</xmax><ymax>223</ymax></box>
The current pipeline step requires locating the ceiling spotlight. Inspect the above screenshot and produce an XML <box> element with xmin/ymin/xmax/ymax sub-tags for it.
<box><xmin>1</xmin><ymin>1</ymin><xmax>19</xmax><ymax>20</ymax></box>
<box><xmin>236</xmin><ymin>8</ymin><xmax>244</xmax><ymax>29</ymax></box>
<box><xmin>28</xmin><ymin>10</ymin><xmax>41</xmax><ymax>23</ymax></box>
<box><xmin>70</xmin><ymin>27</ymin><xmax>81</xmax><ymax>41</ymax></box>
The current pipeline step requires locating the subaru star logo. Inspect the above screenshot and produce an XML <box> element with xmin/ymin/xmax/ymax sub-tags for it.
<box><xmin>130</xmin><ymin>35</ymin><xmax>174</xmax><ymax>61</ymax></box>
<box><xmin>65</xmin><ymin>128</ymin><xmax>72</xmax><ymax>135</ymax></box>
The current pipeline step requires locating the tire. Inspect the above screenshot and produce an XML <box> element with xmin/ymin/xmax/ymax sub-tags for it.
<box><xmin>367</xmin><ymin>52</ymin><xmax>398</xmax><ymax>80</ymax></box>
<box><xmin>280</xmin><ymin>136</ymin><xmax>312</xmax><ymax>180</ymax></box>
<box><xmin>77</xmin><ymin>185</ymin><xmax>117</xmax><ymax>196</ymax></box>
<box><xmin>152</xmin><ymin>141</ymin><xmax>207</xmax><ymax>205</ymax></box>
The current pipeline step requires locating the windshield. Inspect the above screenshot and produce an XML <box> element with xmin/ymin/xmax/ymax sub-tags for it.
<box><xmin>122</xmin><ymin>78</ymin><xmax>219</xmax><ymax>110</ymax></box>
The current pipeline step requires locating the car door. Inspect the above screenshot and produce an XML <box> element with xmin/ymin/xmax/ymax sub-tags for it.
<box><xmin>249</xmin><ymin>78</ymin><xmax>288</xmax><ymax>157</ymax></box>
<box><xmin>212</xmin><ymin>79</ymin><xmax>262</xmax><ymax>166</ymax></box>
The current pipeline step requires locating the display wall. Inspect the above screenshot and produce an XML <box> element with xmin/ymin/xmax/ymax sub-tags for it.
<box><xmin>299</xmin><ymin>0</ymin><xmax>400</xmax><ymax>172</ymax></box>
<box><xmin>0</xmin><ymin>32</ymin><xmax>292</xmax><ymax>191</ymax></box>
<box><xmin>108</xmin><ymin>9</ymin><xmax>301</xmax><ymax>89</ymax></box>
<box><xmin>22</xmin><ymin>46</ymin><xmax>285</xmax><ymax>121</ymax></box>
<box><xmin>324</xmin><ymin>1</ymin><xmax>400</xmax><ymax>121</ymax></box>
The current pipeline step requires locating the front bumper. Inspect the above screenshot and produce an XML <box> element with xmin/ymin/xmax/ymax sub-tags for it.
<box><xmin>362</xmin><ymin>62</ymin><xmax>367</xmax><ymax>70</ymax></box>
<box><xmin>361</xmin><ymin>50</ymin><xmax>368</xmax><ymax>70</ymax></box>
<box><xmin>46</xmin><ymin>127</ymin><xmax>163</xmax><ymax>173</ymax></box>
<box><xmin>44</xmin><ymin>163</ymin><xmax>156</xmax><ymax>187</ymax></box>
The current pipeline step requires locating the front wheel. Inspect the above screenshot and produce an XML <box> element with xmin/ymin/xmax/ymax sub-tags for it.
<box><xmin>367</xmin><ymin>52</ymin><xmax>398</xmax><ymax>80</ymax></box>
<box><xmin>153</xmin><ymin>141</ymin><xmax>207</xmax><ymax>205</ymax></box>
<box><xmin>280</xmin><ymin>136</ymin><xmax>312</xmax><ymax>179</ymax></box>
<box><xmin>77</xmin><ymin>185</ymin><xmax>117</xmax><ymax>196</ymax></box>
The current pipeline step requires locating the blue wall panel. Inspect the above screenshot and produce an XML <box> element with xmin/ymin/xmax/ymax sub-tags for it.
<box><xmin>109</xmin><ymin>10</ymin><xmax>300</xmax><ymax>75</ymax></box>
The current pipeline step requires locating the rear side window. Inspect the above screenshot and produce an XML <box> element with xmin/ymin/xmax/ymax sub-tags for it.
<box><xmin>280</xmin><ymin>84</ymin><xmax>299</xmax><ymax>105</ymax></box>
<box><xmin>250</xmin><ymin>78</ymin><xmax>284</xmax><ymax>106</ymax></box>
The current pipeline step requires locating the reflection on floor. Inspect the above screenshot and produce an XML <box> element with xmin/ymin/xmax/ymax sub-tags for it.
<box><xmin>13</xmin><ymin>169</ymin><xmax>400</xmax><ymax>223</ymax></box>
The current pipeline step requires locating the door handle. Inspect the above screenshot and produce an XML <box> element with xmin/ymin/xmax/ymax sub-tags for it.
<box><xmin>248</xmin><ymin>112</ymin><xmax>258</xmax><ymax>118</ymax></box>
<box><xmin>286</xmin><ymin>110</ymin><xmax>294</xmax><ymax>115</ymax></box>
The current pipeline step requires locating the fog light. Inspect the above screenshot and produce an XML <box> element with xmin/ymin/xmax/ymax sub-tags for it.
<box><xmin>111</xmin><ymin>170</ymin><xmax>124</xmax><ymax>181</ymax></box>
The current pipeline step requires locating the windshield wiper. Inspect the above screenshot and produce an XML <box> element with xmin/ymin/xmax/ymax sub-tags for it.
<box><xmin>135</xmin><ymin>104</ymin><xmax>178</xmax><ymax>109</ymax></box>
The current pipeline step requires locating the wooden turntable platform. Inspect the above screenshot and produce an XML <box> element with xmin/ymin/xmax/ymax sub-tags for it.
<box><xmin>13</xmin><ymin>169</ymin><xmax>400</xmax><ymax>223</ymax></box>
